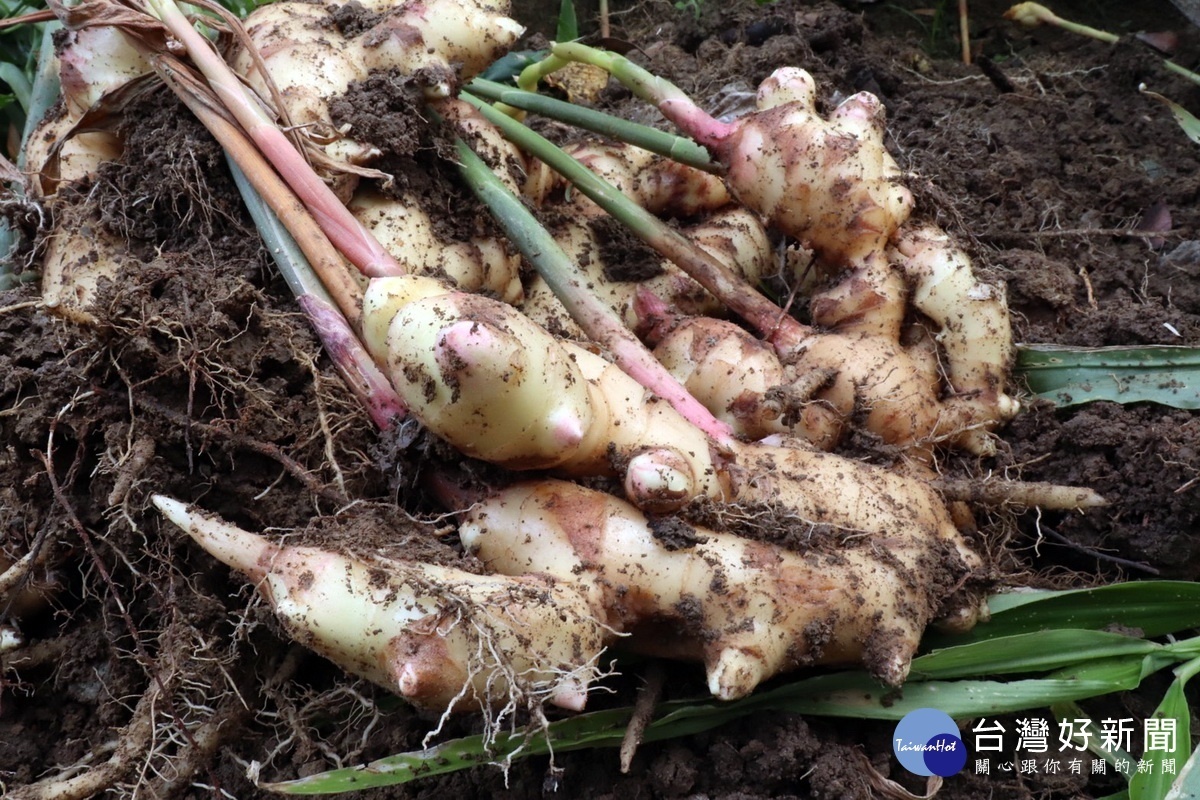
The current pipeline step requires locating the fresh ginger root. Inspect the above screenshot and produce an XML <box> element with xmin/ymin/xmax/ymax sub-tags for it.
<box><xmin>685</xmin><ymin>67</ymin><xmax>912</xmax><ymax>268</ymax></box>
<box><xmin>894</xmin><ymin>225</ymin><xmax>1019</xmax><ymax>426</ymax></box>
<box><xmin>361</xmin><ymin>274</ymin><xmax>726</xmax><ymax>512</ymax></box>
<box><xmin>460</xmin><ymin>477</ymin><xmax>982</xmax><ymax>698</ymax></box>
<box><xmin>647</xmin><ymin>314</ymin><xmax>842</xmax><ymax>446</ymax></box>
<box><xmin>646</xmin><ymin>304</ymin><xmax>988</xmax><ymax>455</ymax></box>
<box><xmin>699</xmin><ymin>67</ymin><xmax>1020</xmax><ymax>447</ymax></box>
<box><xmin>152</xmin><ymin>496</ymin><xmax>607</xmax><ymax>714</ymax></box>
<box><xmin>350</xmin><ymin>187</ymin><xmax>524</xmax><ymax>303</ymax></box>
<box><xmin>361</xmin><ymin>274</ymin><xmax>1099</xmax><ymax>513</ymax></box>
<box><xmin>23</xmin><ymin>26</ymin><xmax>146</xmax><ymax>323</ymax></box>
<box><xmin>546</xmin><ymin>54</ymin><xmax>1021</xmax><ymax>451</ymax></box>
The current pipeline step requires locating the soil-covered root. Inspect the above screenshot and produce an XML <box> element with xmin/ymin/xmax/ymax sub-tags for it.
<box><xmin>349</xmin><ymin>186</ymin><xmax>524</xmax><ymax>302</ymax></box>
<box><xmin>460</xmin><ymin>477</ymin><xmax>983</xmax><ymax>696</ymax></box>
<box><xmin>37</xmin><ymin>201</ymin><xmax>131</xmax><ymax>324</ymax></box>
<box><xmin>153</xmin><ymin>496</ymin><xmax>610</xmax><ymax>717</ymax></box>
<box><xmin>230</xmin><ymin>0</ymin><xmax>523</xmax><ymax>193</ymax></box>
<box><xmin>649</xmin><ymin>313</ymin><xmax>980</xmax><ymax>455</ymax></box>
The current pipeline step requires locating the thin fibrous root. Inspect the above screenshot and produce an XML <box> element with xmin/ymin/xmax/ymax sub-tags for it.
<box><xmin>5</xmin><ymin>683</ymin><xmax>157</xmax><ymax>800</ymax></box>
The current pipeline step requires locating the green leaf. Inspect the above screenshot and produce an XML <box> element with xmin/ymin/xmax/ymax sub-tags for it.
<box><xmin>925</xmin><ymin>582</ymin><xmax>1200</xmax><ymax>647</ymax></box>
<box><xmin>1140</xmin><ymin>86</ymin><xmax>1200</xmax><ymax>146</ymax></box>
<box><xmin>1016</xmin><ymin>345</ymin><xmax>1200</xmax><ymax>409</ymax></box>
<box><xmin>20</xmin><ymin>21</ymin><xmax>60</xmax><ymax>157</ymax></box>
<box><xmin>0</xmin><ymin>63</ymin><xmax>30</xmax><ymax>113</ymax></box>
<box><xmin>910</xmin><ymin>630</ymin><xmax>1161</xmax><ymax>680</ymax></box>
<box><xmin>265</xmin><ymin>583</ymin><xmax>1200</xmax><ymax>793</ymax></box>
<box><xmin>266</xmin><ymin>671</ymin><xmax>1155</xmax><ymax>793</ymax></box>
<box><xmin>265</xmin><ymin>647</ymin><xmax>1178</xmax><ymax>794</ymax></box>
<box><xmin>1130</xmin><ymin>656</ymin><xmax>1200</xmax><ymax>800</ymax></box>
<box><xmin>1164</xmin><ymin>743</ymin><xmax>1200</xmax><ymax>800</ymax></box>
<box><xmin>556</xmin><ymin>0</ymin><xmax>578</xmax><ymax>43</ymax></box>
<box><xmin>478</xmin><ymin>50</ymin><xmax>546</xmax><ymax>84</ymax></box>
<box><xmin>1052</xmin><ymin>701</ymin><xmax>1134</xmax><ymax>768</ymax></box>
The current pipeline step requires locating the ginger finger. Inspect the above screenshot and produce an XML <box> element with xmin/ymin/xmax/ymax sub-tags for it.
<box><xmin>153</xmin><ymin>495</ymin><xmax>607</xmax><ymax>714</ymax></box>
<box><xmin>460</xmin><ymin>477</ymin><xmax>982</xmax><ymax>697</ymax></box>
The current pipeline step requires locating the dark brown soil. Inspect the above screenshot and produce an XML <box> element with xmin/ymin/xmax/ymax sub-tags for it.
<box><xmin>3</xmin><ymin>0</ymin><xmax>1199</xmax><ymax>798</ymax></box>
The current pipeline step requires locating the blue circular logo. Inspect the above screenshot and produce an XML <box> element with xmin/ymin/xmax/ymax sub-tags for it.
<box><xmin>893</xmin><ymin>709</ymin><xmax>967</xmax><ymax>777</ymax></box>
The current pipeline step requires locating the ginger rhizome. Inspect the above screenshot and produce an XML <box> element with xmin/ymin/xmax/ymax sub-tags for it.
<box><xmin>152</xmin><ymin>496</ymin><xmax>608</xmax><ymax>716</ymax></box>
<box><xmin>25</xmin><ymin>0</ymin><xmax>1106</xmax><ymax>734</ymax></box>
<box><xmin>460</xmin><ymin>475</ymin><xmax>981</xmax><ymax>699</ymax></box>
<box><xmin>536</xmin><ymin>46</ymin><xmax>1021</xmax><ymax>454</ymax></box>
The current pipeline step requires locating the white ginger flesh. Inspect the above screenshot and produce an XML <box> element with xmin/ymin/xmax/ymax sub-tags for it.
<box><xmin>361</xmin><ymin>275</ymin><xmax>725</xmax><ymax>511</ymax></box>
<box><xmin>152</xmin><ymin>496</ymin><xmax>607</xmax><ymax>714</ymax></box>
<box><xmin>460</xmin><ymin>477</ymin><xmax>981</xmax><ymax>698</ymax></box>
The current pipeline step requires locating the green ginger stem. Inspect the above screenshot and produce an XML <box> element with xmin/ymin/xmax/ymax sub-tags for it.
<box><xmin>465</xmin><ymin>77</ymin><xmax>718</xmax><ymax>173</ymax></box>
<box><xmin>451</xmin><ymin>132</ymin><xmax>736</xmax><ymax>445</ymax></box>
<box><xmin>460</xmin><ymin>91</ymin><xmax>812</xmax><ymax>352</ymax></box>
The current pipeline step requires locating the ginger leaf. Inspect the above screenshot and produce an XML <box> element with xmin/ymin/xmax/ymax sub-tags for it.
<box><xmin>1017</xmin><ymin>344</ymin><xmax>1200</xmax><ymax>409</ymax></box>
<box><xmin>1141</xmin><ymin>85</ymin><xmax>1200</xmax><ymax>145</ymax></box>
<box><xmin>1129</xmin><ymin>655</ymin><xmax>1200</xmax><ymax>800</ymax></box>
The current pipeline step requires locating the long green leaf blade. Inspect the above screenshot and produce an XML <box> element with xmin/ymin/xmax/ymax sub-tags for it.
<box><xmin>925</xmin><ymin>581</ymin><xmax>1200</xmax><ymax>647</ymax></box>
<box><xmin>556</xmin><ymin>0</ymin><xmax>578</xmax><ymax>43</ymax></box>
<box><xmin>909</xmin><ymin>630</ymin><xmax>1161</xmax><ymax>680</ymax></box>
<box><xmin>1140</xmin><ymin>87</ymin><xmax>1200</xmax><ymax>145</ymax></box>
<box><xmin>1017</xmin><ymin>345</ymin><xmax>1200</xmax><ymax>409</ymax></box>
<box><xmin>266</xmin><ymin>583</ymin><xmax>1200</xmax><ymax>793</ymax></box>
<box><xmin>1130</xmin><ymin>656</ymin><xmax>1200</xmax><ymax>800</ymax></box>
<box><xmin>1165</xmin><ymin>744</ymin><xmax>1200</xmax><ymax>800</ymax></box>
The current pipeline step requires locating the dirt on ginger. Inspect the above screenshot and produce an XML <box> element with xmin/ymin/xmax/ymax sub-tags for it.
<box><xmin>459</xmin><ymin>477</ymin><xmax>981</xmax><ymax>697</ymax></box>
